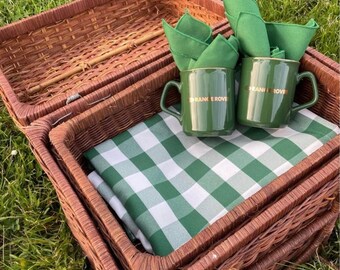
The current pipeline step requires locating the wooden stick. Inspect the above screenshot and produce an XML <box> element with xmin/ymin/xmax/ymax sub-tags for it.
<box><xmin>28</xmin><ymin>29</ymin><xmax>165</xmax><ymax>95</ymax></box>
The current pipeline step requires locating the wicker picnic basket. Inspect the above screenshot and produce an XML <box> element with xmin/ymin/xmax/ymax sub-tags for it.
<box><xmin>0</xmin><ymin>0</ymin><xmax>224</xmax><ymax>126</ymax></box>
<box><xmin>47</xmin><ymin>53</ymin><xmax>339</xmax><ymax>269</ymax></box>
<box><xmin>0</xmin><ymin>0</ymin><xmax>339</xmax><ymax>268</ymax></box>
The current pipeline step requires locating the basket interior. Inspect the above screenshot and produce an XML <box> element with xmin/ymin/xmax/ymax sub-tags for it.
<box><xmin>0</xmin><ymin>0</ymin><xmax>222</xmax><ymax>106</ymax></box>
<box><xmin>50</xmin><ymin>72</ymin><xmax>339</xmax><ymax>263</ymax></box>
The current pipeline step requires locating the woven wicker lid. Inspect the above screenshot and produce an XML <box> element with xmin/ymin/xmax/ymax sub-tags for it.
<box><xmin>0</xmin><ymin>0</ymin><xmax>225</xmax><ymax>126</ymax></box>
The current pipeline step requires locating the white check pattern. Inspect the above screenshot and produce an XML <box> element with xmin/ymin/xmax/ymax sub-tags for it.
<box><xmin>85</xmin><ymin>107</ymin><xmax>338</xmax><ymax>256</ymax></box>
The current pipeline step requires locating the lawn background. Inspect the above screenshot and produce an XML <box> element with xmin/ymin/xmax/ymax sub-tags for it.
<box><xmin>0</xmin><ymin>0</ymin><xmax>338</xmax><ymax>269</ymax></box>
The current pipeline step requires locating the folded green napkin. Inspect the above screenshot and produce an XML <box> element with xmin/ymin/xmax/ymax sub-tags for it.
<box><xmin>162</xmin><ymin>13</ymin><xmax>211</xmax><ymax>71</ymax></box>
<box><xmin>169</xmin><ymin>48</ymin><xmax>196</xmax><ymax>73</ymax></box>
<box><xmin>236</xmin><ymin>12</ymin><xmax>270</xmax><ymax>57</ymax></box>
<box><xmin>188</xmin><ymin>34</ymin><xmax>239</xmax><ymax>69</ymax></box>
<box><xmin>224</xmin><ymin>0</ymin><xmax>261</xmax><ymax>30</ymax></box>
<box><xmin>175</xmin><ymin>11</ymin><xmax>212</xmax><ymax>43</ymax></box>
<box><xmin>223</xmin><ymin>0</ymin><xmax>318</xmax><ymax>61</ymax></box>
<box><xmin>266</xmin><ymin>19</ymin><xmax>319</xmax><ymax>61</ymax></box>
<box><xmin>163</xmin><ymin>12</ymin><xmax>240</xmax><ymax>70</ymax></box>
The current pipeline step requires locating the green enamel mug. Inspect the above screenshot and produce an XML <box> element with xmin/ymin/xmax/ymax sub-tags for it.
<box><xmin>160</xmin><ymin>68</ymin><xmax>235</xmax><ymax>137</ymax></box>
<box><xmin>237</xmin><ymin>57</ymin><xmax>319</xmax><ymax>128</ymax></box>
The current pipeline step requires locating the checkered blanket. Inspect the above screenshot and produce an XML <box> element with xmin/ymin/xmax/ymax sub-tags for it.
<box><xmin>84</xmin><ymin>107</ymin><xmax>338</xmax><ymax>256</ymax></box>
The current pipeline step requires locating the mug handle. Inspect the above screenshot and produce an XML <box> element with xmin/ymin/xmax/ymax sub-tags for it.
<box><xmin>160</xmin><ymin>80</ymin><xmax>182</xmax><ymax>122</ymax></box>
<box><xmin>291</xmin><ymin>71</ymin><xmax>319</xmax><ymax>114</ymax></box>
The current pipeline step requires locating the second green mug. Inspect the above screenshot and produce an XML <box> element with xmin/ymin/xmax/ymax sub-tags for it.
<box><xmin>237</xmin><ymin>57</ymin><xmax>319</xmax><ymax>128</ymax></box>
<box><xmin>160</xmin><ymin>68</ymin><xmax>235</xmax><ymax>137</ymax></box>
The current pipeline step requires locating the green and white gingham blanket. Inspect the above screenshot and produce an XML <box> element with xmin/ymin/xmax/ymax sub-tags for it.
<box><xmin>85</xmin><ymin>107</ymin><xmax>338</xmax><ymax>256</ymax></box>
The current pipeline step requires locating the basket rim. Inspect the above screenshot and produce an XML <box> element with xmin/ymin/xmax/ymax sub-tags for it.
<box><xmin>306</xmin><ymin>47</ymin><xmax>340</xmax><ymax>73</ymax></box>
<box><xmin>0</xmin><ymin>0</ymin><xmax>112</xmax><ymax>41</ymax></box>
<box><xmin>238</xmin><ymin>207</ymin><xmax>338</xmax><ymax>270</ymax></box>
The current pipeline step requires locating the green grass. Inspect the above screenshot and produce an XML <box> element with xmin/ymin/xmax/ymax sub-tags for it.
<box><xmin>0</xmin><ymin>0</ymin><xmax>338</xmax><ymax>269</ymax></box>
<box><xmin>0</xmin><ymin>105</ymin><xmax>84</xmax><ymax>269</ymax></box>
<box><xmin>258</xmin><ymin>0</ymin><xmax>340</xmax><ymax>62</ymax></box>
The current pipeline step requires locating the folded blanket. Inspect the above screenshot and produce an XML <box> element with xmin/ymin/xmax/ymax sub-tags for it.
<box><xmin>88</xmin><ymin>171</ymin><xmax>153</xmax><ymax>252</ymax></box>
<box><xmin>85</xmin><ymin>108</ymin><xmax>338</xmax><ymax>256</ymax></box>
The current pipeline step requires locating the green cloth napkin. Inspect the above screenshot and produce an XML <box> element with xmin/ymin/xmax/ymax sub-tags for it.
<box><xmin>224</xmin><ymin>0</ymin><xmax>261</xmax><ymax>30</ymax></box>
<box><xmin>266</xmin><ymin>19</ymin><xmax>319</xmax><ymax>61</ymax></box>
<box><xmin>162</xmin><ymin>13</ymin><xmax>211</xmax><ymax>71</ymax></box>
<box><xmin>169</xmin><ymin>48</ymin><xmax>196</xmax><ymax>73</ymax></box>
<box><xmin>163</xmin><ymin>12</ymin><xmax>240</xmax><ymax>70</ymax></box>
<box><xmin>85</xmin><ymin>107</ymin><xmax>339</xmax><ymax>256</ymax></box>
<box><xmin>236</xmin><ymin>12</ymin><xmax>270</xmax><ymax>57</ymax></box>
<box><xmin>188</xmin><ymin>34</ymin><xmax>239</xmax><ymax>69</ymax></box>
<box><xmin>223</xmin><ymin>0</ymin><xmax>318</xmax><ymax>61</ymax></box>
<box><xmin>175</xmin><ymin>11</ymin><xmax>212</xmax><ymax>43</ymax></box>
